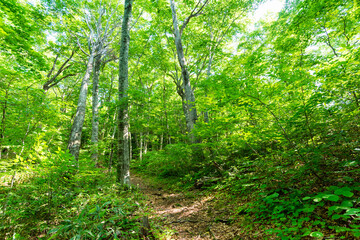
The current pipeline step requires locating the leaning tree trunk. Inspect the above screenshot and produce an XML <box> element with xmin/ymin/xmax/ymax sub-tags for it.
<box><xmin>169</xmin><ymin>0</ymin><xmax>197</xmax><ymax>143</ymax></box>
<box><xmin>117</xmin><ymin>0</ymin><xmax>133</xmax><ymax>185</ymax></box>
<box><xmin>91</xmin><ymin>54</ymin><xmax>101</xmax><ymax>166</ymax></box>
<box><xmin>68</xmin><ymin>53</ymin><xmax>95</xmax><ymax>161</ymax></box>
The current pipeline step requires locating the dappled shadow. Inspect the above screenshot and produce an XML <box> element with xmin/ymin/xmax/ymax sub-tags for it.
<box><xmin>131</xmin><ymin>175</ymin><xmax>252</xmax><ymax>240</ymax></box>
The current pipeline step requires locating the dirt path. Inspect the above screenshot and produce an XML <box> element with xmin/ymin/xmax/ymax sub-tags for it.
<box><xmin>131</xmin><ymin>175</ymin><xmax>246</xmax><ymax>240</ymax></box>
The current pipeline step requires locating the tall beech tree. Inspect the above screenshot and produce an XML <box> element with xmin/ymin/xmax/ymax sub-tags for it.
<box><xmin>117</xmin><ymin>0</ymin><xmax>133</xmax><ymax>184</ymax></box>
<box><xmin>68</xmin><ymin>3</ymin><xmax>119</xmax><ymax>161</ymax></box>
<box><xmin>89</xmin><ymin>4</ymin><xmax>121</xmax><ymax>165</ymax></box>
<box><xmin>168</xmin><ymin>0</ymin><xmax>208</xmax><ymax>143</ymax></box>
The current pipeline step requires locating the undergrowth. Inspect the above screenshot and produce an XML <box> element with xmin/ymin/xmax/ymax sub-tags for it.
<box><xmin>0</xmin><ymin>149</ymin><xmax>146</xmax><ymax>240</ymax></box>
<box><xmin>134</xmin><ymin>142</ymin><xmax>360</xmax><ymax>239</ymax></box>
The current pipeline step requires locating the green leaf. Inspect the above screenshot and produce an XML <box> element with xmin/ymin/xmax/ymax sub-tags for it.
<box><xmin>89</xmin><ymin>207</ymin><xmax>97</xmax><ymax>214</ymax></box>
<box><xmin>85</xmin><ymin>230</ymin><xmax>94</xmax><ymax>237</ymax></box>
<box><xmin>350</xmin><ymin>224</ymin><xmax>360</xmax><ymax>229</ymax></box>
<box><xmin>341</xmin><ymin>201</ymin><xmax>353</xmax><ymax>207</ymax></box>
<box><xmin>310</xmin><ymin>231</ymin><xmax>324</xmax><ymax>238</ymax></box>
<box><xmin>266</xmin><ymin>193</ymin><xmax>279</xmax><ymax>199</ymax></box>
<box><xmin>334</xmin><ymin>187</ymin><xmax>354</xmax><ymax>198</ymax></box>
<box><xmin>345</xmin><ymin>208</ymin><xmax>360</xmax><ymax>215</ymax></box>
<box><xmin>332</xmin><ymin>214</ymin><xmax>341</xmax><ymax>220</ymax></box>
<box><xmin>324</xmin><ymin>194</ymin><xmax>340</xmax><ymax>202</ymax></box>
<box><xmin>302</xmin><ymin>206</ymin><xmax>315</xmax><ymax>213</ymax></box>
<box><xmin>313</xmin><ymin>197</ymin><xmax>323</xmax><ymax>202</ymax></box>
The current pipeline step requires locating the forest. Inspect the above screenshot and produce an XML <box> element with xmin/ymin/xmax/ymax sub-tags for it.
<box><xmin>0</xmin><ymin>0</ymin><xmax>359</xmax><ymax>239</ymax></box>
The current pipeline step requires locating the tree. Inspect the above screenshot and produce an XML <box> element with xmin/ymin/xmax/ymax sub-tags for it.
<box><xmin>117</xmin><ymin>0</ymin><xmax>133</xmax><ymax>185</ymax></box>
<box><xmin>68</xmin><ymin>2</ymin><xmax>119</xmax><ymax>161</ymax></box>
<box><xmin>168</xmin><ymin>0</ymin><xmax>208</xmax><ymax>143</ymax></box>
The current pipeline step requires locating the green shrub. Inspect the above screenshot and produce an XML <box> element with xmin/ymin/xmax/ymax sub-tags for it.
<box><xmin>250</xmin><ymin>184</ymin><xmax>360</xmax><ymax>239</ymax></box>
<box><xmin>136</xmin><ymin>143</ymin><xmax>193</xmax><ymax>177</ymax></box>
<box><xmin>0</xmin><ymin>149</ymin><xmax>145</xmax><ymax>239</ymax></box>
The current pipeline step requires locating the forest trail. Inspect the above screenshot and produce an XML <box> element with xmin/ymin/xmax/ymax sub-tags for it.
<box><xmin>131</xmin><ymin>175</ymin><xmax>247</xmax><ymax>240</ymax></box>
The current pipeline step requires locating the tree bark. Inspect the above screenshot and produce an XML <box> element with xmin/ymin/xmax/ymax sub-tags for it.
<box><xmin>0</xmin><ymin>80</ymin><xmax>11</xmax><ymax>159</ymax></box>
<box><xmin>204</xmin><ymin>52</ymin><xmax>213</xmax><ymax>123</ymax></box>
<box><xmin>68</xmin><ymin>53</ymin><xmax>95</xmax><ymax>161</ymax></box>
<box><xmin>169</xmin><ymin>0</ymin><xmax>198</xmax><ymax>143</ymax></box>
<box><xmin>117</xmin><ymin>0</ymin><xmax>133</xmax><ymax>185</ymax></box>
<box><xmin>140</xmin><ymin>132</ymin><xmax>143</xmax><ymax>161</ymax></box>
<box><xmin>162</xmin><ymin>79</ymin><xmax>171</xmax><ymax>145</ymax></box>
<box><xmin>91</xmin><ymin>54</ymin><xmax>101</xmax><ymax>165</ymax></box>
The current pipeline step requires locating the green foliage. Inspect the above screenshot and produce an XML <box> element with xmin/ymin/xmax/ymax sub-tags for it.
<box><xmin>249</xmin><ymin>184</ymin><xmax>360</xmax><ymax>239</ymax></box>
<box><xmin>47</xmin><ymin>198</ymin><xmax>141</xmax><ymax>240</ymax></box>
<box><xmin>135</xmin><ymin>143</ymin><xmax>193</xmax><ymax>178</ymax></box>
<box><xmin>0</xmin><ymin>150</ymin><xmax>144</xmax><ymax>239</ymax></box>
<box><xmin>1</xmin><ymin>0</ymin><xmax>360</xmax><ymax>239</ymax></box>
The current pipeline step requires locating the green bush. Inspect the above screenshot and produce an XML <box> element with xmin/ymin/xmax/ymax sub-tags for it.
<box><xmin>250</xmin><ymin>184</ymin><xmax>360</xmax><ymax>239</ymax></box>
<box><xmin>0</xmin><ymin>149</ymin><xmax>145</xmax><ymax>239</ymax></box>
<box><xmin>136</xmin><ymin>143</ymin><xmax>193</xmax><ymax>177</ymax></box>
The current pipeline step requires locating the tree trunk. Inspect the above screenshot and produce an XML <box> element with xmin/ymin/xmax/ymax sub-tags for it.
<box><xmin>160</xmin><ymin>134</ymin><xmax>163</xmax><ymax>150</ymax></box>
<box><xmin>117</xmin><ymin>0</ymin><xmax>133</xmax><ymax>185</ymax></box>
<box><xmin>91</xmin><ymin>54</ymin><xmax>101</xmax><ymax>166</ymax></box>
<box><xmin>129</xmin><ymin>131</ymin><xmax>132</xmax><ymax>160</ymax></box>
<box><xmin>0</xmin><ymin>81</ymin><xmax>11</xmax><ymax>159</ymax></box>
<box><xmin>162</xmin><ymin>79</ymin><xmax>171</xmax><ymax>145</ymax></box>
<box><xmin>108</xmin><ymin>112</ymin><xmax>118</xmax><ymax>172</ymax></box>
<box><xmin>204</xmin><ymin>52</ymin><xmax>213</xmax><ymax>123</ymax></box>
<box><xmin>144</xmin><ymin>132</ymin><xmax>148</xmax><ymax>154</ymax></box>
<box><xmin>68</xmin><ymin>53</ymin><xmax>95</xmax><ymax>161</ymax></box>
<box><xmin>140</xmin><ymin>132</ymin><xmax>143</xmax><ymax>161</ymax></box>
<box><xmin>169</xmin><ymin>0</ymin><xmax>198</xmax><ymax>143</ymax></box>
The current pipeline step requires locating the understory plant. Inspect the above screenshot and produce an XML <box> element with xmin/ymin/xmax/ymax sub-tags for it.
<box><xmin>0</xmin><ymin>149</ymin><xmax>145</xmax><ymax>240</ymax></box>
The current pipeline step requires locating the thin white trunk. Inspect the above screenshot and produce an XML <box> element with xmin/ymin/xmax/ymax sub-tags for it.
<box><xmin>117</xmin><ymin>0</ymin><xmax>133</xmax><ymax>185</ymax></box>
<box><xmin>160</xmin><ymin>134</ymin><xmax>163</xmax><ymax>150</ymax></box>
<box><xmin>68</xmin><ymin>53</ymin><xmax>95</xmax><ymax>161</ymax></box>
<box><xmin>169</xmin><ymin>0</ymin><xmax>197</xmax><ymax>143</ymax></box>
<box><xmin>140</xmin><ymin>132</ymin><xmax>143</xmax><ymax>161</ymax></box>
<box><xmin>144</xmin><ymin>132</ymin><xmax>148</xmax><ymax>154</ymax></box>
<box><xmin>129</xmin><ymin>131</ymin><xmax>132</xmax><ymax>160</ymax></box>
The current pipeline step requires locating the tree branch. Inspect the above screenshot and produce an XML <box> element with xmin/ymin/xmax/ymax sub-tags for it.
<box><xmin>180</xmin><ymin>0</ymin><xmax>209</xmax><ymax>35</ymax></box>
<box><xmin>47</xmin><ymin>54</ymin><xmax>59</xmax><ymax>78</ymax></box>
<box><xmin>43</xmin><ymin>49</ymin><xmax>76</xmax><ymax>91</ymax></box>
<box><xmin>130</xmin><ymin>8</ymin><xmax>144</xmax><ymax>31</ymax></box>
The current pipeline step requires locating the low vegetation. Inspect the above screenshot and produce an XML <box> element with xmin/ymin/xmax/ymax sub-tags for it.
<box><xmin>1</xmin><ymin>0</ymin><xmax>359</xmax><ymax>239</ymax></box>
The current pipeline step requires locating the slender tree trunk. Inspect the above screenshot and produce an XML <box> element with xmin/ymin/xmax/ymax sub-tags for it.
<box><xmin>68</xmin><ymin>53</ymin><xmax>95</xmax><ymax>161</ymax></box>
<box><xmin>101</xmin><ymin>71</ymin><xmax>115</xmax><ymax>140</ymax></box>
<box><xmin>204</xmin><ymin>52</ymin><xmax>213</xmax><ymax>123</ymax></box>
<box><xmin>108</xmin><ymin>112</ymin><xmax>118</xmax><ymax>172</ymax></box>
<box><xmin>140</xmin><ymin>132</ymin><xmax>143</xmax><ymax>161</ymax></box>
<box><xmin>117</xmin><ymin>0</ymin><xmax>133</xmax><ymax>185</ymax></box>
<box><xmin>91</xmin><ymin>55</ymin><xmax>102</xmax><ymax>166</ymax></box>
<box><xmin>134</xmin><ymin>133</ymin><xmax>139</xmax><ymax>158</ymax></box>
<box><xmin>160</xmin><ymin>134</ymin><xmax>163</xmax><ymax>150</ymax></box>
<box><xmin>129</xmin><ymin>131</ymin><xmax>132</xmax><ymax>160</ymax></box>
<box><xmin>0</xmin><ymin>81</ymin><xmax>11</xmax><ymax>159</ymax></box>
<box><xmin>162</xmin><ymin>79</ymin><xmax>170</xmax><ymax>145</ymax></box>
<box><xmin>169</xmin><ymin>0</ymin><xmax>197</xmax><ymax>143</ymax></box>
<box><xmin>144</xmin><ymin>132</ymin><xmax>148</xmax><ymax>154</ymax></box>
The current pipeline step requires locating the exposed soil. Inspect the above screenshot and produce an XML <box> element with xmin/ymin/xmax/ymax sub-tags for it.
<box><xmin>131</xmin><ymin>175</ymin><xmax>253</xmax><ymax>240</ymax></box>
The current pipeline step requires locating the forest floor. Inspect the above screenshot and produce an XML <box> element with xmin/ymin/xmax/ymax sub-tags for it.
<box><xmin>131</xmin><ymin>175</ymin><xmax>254</xmax><ymax>240</ymax></box>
